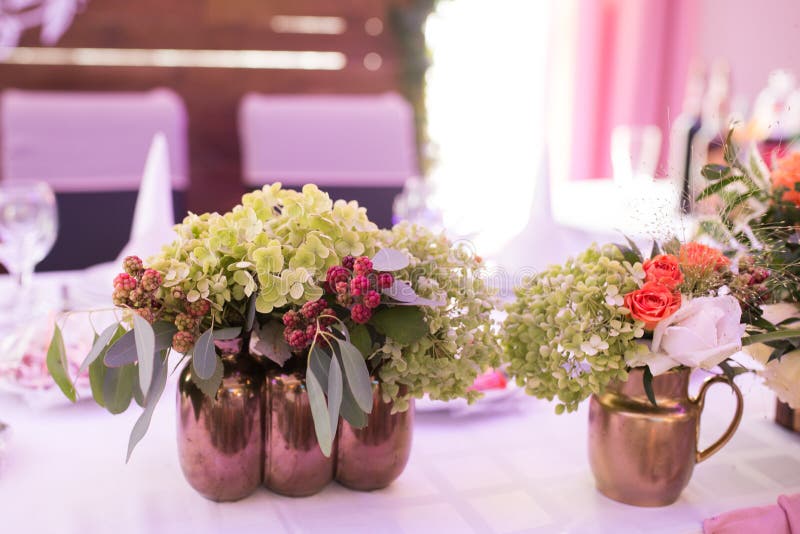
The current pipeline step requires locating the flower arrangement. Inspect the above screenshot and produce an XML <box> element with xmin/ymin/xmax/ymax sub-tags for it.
<box><xmin>502</xmin><ymin>237</ymin><xmax>782</xmax><ymax>413</ymax></box>
<box><xmin>695</xmin><ymin>132</ymin><xmax>800</xmax><ymax>408</ymax></box>
<box><xmin>46</xmin><ymin>184</ymin><xmax>499</xmax><ymax>459</ymax></box>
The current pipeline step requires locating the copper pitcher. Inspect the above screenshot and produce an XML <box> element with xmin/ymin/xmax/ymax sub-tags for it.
<box><xmin>176</xmin><ymin>339</ymin><xmax>265</xmax><ymax>502</ymax></box>
<box><xmin>588</xmin><ymin>367</ymin><xmax>743</xmax><ymax>507</ymax></box>
<box><xmin>263</xmin><ymin>372</ymin><xmax>334</xmax><ymax>496</ymax></box>
<box><xmin>335</xmin><ymin>383</ymin><xmax>414</xmax><ymax>491</ymax></box>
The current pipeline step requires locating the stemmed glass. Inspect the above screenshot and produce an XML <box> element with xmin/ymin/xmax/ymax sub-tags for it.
<box><xmin>0</xmin><ymin>181</ymin><xmax>58</xmax><ymax>319</ymax></box>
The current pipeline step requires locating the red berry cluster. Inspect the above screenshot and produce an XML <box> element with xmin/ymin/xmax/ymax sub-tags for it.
<box><xmin>324</xmin><ymin>255</ymin><xmax>393</xmax><ymax>324</ymax></box>
<box><xmin>733</xmin><ymin>256</ymin><xmax>771</xmax><ymax>307</ymax></box>
<box><xmin>282</xmin><ymin>299</ymin><xmax>336</xmax><ymax>351</ymax></box>
<box><xmin>170</xmin><ymin>299</ymin><xmax>213</xmax><ymax>353</ymax></box>
<box><xmin>113</xmin><ymin>256</ymin><xmax>163</xmax><ymax>322</ymax></box>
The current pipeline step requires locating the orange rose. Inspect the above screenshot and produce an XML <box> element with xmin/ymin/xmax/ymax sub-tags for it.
<box><xmin>771</xmin><ymin>152</ymin><xmax>800</xmax><ymax>207</ymax></box>
<box><xmin>678</xmin><ymin>242</ymin><xmax>730</xmax><ymax>272</ymax></box>
<box><xmin>643</xmin><ymin>254</ymin><xmax>684</xmax><ymax>290</ymax></box>
<box><xmin>624</xmin><ymin>282</ymin><xmax>681</xmax><ymax>330</ymax></box>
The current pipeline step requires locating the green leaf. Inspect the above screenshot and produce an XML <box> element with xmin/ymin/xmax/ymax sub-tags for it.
<box><xmin>309</xmin><ymin>345</ymin><xmax>331</xmax><ymax>393</ymax></box>
<box><xmin>662</xmin><ymin>237</ymin><xmax>681</xmax><ymax>256</ymax></box>
<box><xmin>152</xmin><ymin>321</ymin><xmax>178</xmax><ymax>351</ymax></box>
<box><xmin>327</xmin><ymin>354</ymin><xmax>343</xmax><ymax>433</ymax></box>
<box><xmin>212</xmin><ymin>327</ymin><xmax>242</xmax><ymax>340</ymax></box>
<box><xmin>104</xmin><ymin>329</ymin><xmax>138</xmax><ymax>367</ymax></box>
<box><xmin>650</xmin><ymin>241</ymin><xmax>661</xmax><ymax>258</ymax></box>
<box><xmin>696</xmin><ymin>174</ymin><xmax>743</xmax><ymax>201</ymax></box>
<box><xmin>340</xmin><ymin>381</ymin><xmax>368</xmax><ymax>428</ymax></box>
<box><xmin>718</xmin><ymin>360</ymin><xmax>750</xmax><ymax>380</ymax></box>
<box><xmin>88</xmin><ymin>356</ymin><xmax>107</xmax><ymax>407</ymax></box>
<box><xmin>306</xmin><ymin>359</ymin><xmax>334</xmax><ymax>457</ymax></box>
<box><xmin>245</xmin><ymin>292</ymin><xmax>257</xmax><ymax>332</ymax></box>
<box><xmin>103</xmin><ymin>364</ymin><xmax>136</xmax><ymax>414</ymax></box>
<box><xmin>88</xmin><ymin>326</ymin><xmax>125</xmax><ymax>407</ymax></box>
<box><xmin>743</xmin><ymin>328</ymin><xmax>800</xmax><ymax>346</ymax></box>
<box><xmin>371</xmin><ymin>307</ymin><xmax>427</xmax><ymax>345</ymax></box>
<box><xmin>79</xmin><ymin>323</ymin><xmax>119</xmax><ymax>375</ymax></box>
<box><xmin>613</xmin><ymin>244</ymin><xmax>641</xmax><ymax>265</ymax></box>
<box><xmin>192</xmin><ymin>329</ymin><xmax>217</xmax><ymax>380</ymax></box>
<box><xmin>46</xmin><ymin>325</ymin><xmax>76</xmax><ymax>402</ymax></box>
<box><xmin>191</xmin><ymin>355</ymin><xmax>224</xmax><ymax>399</ymax></box>
<box><xmin>624</xmin><ymin>236</ymin><xmax>643</xmax><ymax>262</ymax></box>
<box><xmin>127</xmin><ymin>351</ymin><xmax>169</xmax><ymax>462</ymax></box>
<box><xmin>350</xmin><ymin>324</ymin><xmax>372</xmax><ymax>359</ymax></box>
<box><xmin>643</xmin><ymin>367</ymin><xmax>657</xmax><ymax>407</ymax></box>
<box><xmin>133</xmin><ymin>315</ymin><xmax>156</xmax><ymax>397</ymax></box>
<box><xmin>723</xmin><ymin>128</ymin><xmax>738</xmax><ymax>165</ymax></box>
<box><xmin>701</xmin><ymin>164</ymin><xmax>730</xmax><ymax>181</ymax></box>
<box><xmin>336</xmin><ymin>339</ymin><xmax>373</xmax><ymax>413</ymax></box>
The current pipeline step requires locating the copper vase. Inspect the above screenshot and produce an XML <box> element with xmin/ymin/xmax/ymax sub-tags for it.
<box><xmin>176</xmin><ymin>339</ymin><xmax>265</xmax><ymax>502</ymax></box>
<box><xmin>776</xmin><ymin>400</ymin><xmax>800</xmax><ymax>432</ymax></box>
<box><xmin>335</xmin><ymin>384</ymin><xmax>414</xmax><ymax>491</ymax></box>
<box><xmin>263</xmin><ymin>372</ymin><xmax>334</xmax><ymax>496</ymax></box>
<box><xmin>588</xmin><ymin>367</ymin><xmax>743</xmax><ymax>507</ymax></box>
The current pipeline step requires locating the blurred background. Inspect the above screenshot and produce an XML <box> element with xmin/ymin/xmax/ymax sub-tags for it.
<box><xmin>1</xmin><ymin>0</ymin><xmax>799</xmax><ymax>275</ymax></box>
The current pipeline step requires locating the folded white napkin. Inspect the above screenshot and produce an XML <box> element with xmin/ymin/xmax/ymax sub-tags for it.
<box><xmin>117</xmin><ymin>132</ymin><xmax>176</xmax><ymax>262</ymax></box>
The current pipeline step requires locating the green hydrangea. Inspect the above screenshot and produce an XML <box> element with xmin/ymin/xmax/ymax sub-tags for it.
<box><xmin>148</xmin><ymin>183</ymin><xmax>379</xmax><ymax>324</ymax></box>
<box><xmin>502</xmin><ymin>244</ymin><xmax>648</xmax><ymax>413</ymax></box>
<box><xmin>375</xmin><ymin>222</ymin><xmax>501</xmax><ymax>412</ymax></box>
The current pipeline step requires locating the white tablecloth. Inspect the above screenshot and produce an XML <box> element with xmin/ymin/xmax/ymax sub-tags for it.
<box><xmin>1</xmin><ymin>274</ymin><xmax>799</xmax><ymax>534</ymax></box>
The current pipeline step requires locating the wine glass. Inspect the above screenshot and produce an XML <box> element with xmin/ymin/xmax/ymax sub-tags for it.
<box><xmin>0</xmin><ymin>182</ymin><xmax>58</xmax><ymax>318</ymax></box>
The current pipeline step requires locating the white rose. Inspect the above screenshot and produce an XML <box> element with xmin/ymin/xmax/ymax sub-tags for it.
<box><xmin>758</xmin><ymin>349</ymin><xmax>800</xmax><ymax>409</ymax></box>
<box><xmin>627</xmin><ymin>295</ymin><xmax>745</xmax><ymax>375</ymax></box>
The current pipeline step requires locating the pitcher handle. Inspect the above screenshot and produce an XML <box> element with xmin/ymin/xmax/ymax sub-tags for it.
<box><xmin>692</xmin><ymin>375</ymin><xmax>744</xmax><ymax>464</ymax></box>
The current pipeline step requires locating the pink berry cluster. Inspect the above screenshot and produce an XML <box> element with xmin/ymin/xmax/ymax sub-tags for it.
<box><xmin>113</xmin><ymin>256</ymin><xmax>164</xmax><ymax>323</ymax></box>
<box><xmin>282</xmin><ymin>299</ymin><xmax>336</xmax><ymax>351</ymax></box>
<box><xmin>324</xmin><ymin>255</ymin><xmax>393</xmax><ymax>324</ymax></box>
<box><xmin>170</xmin><ymin>299</ymin><xmax>212</xmax><ymax>353</ymax></box>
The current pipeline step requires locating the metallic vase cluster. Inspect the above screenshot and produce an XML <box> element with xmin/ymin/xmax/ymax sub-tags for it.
<box><xmin>176</xmin><ymin>345</ymin><xmax>413</xmax><ymax>501</ymax></box>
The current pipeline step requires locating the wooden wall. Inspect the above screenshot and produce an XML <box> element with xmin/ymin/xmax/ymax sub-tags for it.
<box><xmin>0</xmin><ymin>0</ymin><xmax>411</xmax><ymax>214</ymax></box>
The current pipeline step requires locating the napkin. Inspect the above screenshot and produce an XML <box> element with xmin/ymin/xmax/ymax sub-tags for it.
<box><xmin>116</xmin><ymin>131</ymin><xmax>176</xmax><ymax>262</ymax></box>
<box><xmin>703</xmin><ymin>493</ymin><xmax>800</xmax><ymax>534</ymax></box>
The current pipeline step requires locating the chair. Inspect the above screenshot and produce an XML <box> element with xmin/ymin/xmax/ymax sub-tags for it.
<box><xmin>238</xmin><ymin>92</ymin><xmax>418</xmax><ymax>228</ymax></box>
<box><xmin>0</xmin><ymin>88</ymin><xmax>189</xmax><ymax>270</ymax></box>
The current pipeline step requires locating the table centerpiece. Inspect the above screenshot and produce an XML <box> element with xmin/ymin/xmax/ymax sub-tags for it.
<box><xmin>501</xmin><ymin>237</ymin><xmax>797</xmax><ymax>506</ymax></box>
<box><xmin>46</xmin><ymin>184</ymin><xmax>499</xmax><ymax>501</ymax></box>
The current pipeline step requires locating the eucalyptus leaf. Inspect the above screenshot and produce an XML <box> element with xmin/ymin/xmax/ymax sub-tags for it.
<box><xmin>133</xmin><ymin>314</ymin><xmax>156</xmax><ymax>397</ymax></box>
<box><xmin>88</xmin><ymin>356</ymin><xmax>107</xmax><ymax>407</ymax></box>
<box><xmin>191</xmin><ymin>355</ymin><xmax>224</xmax><ymax>399</ymax></box>
<box><xmin>372</xmin><ymin>248</ymin><xmax>410</xmax><ymax>272</ymax></box>
<box><xmin>336</xmin><ymin>339</ymin><xmax>373</xmax><ymax>413</ymax></box>
<box><xmin>132</xmin><ymin>373</ymin><xmax>145</xmax><ymax>408</ymax></box>
<box><xmin>306</xmin><ymin>362</ymin><xmax>334</xmax><ymax>457</ymax></box>
<box><xmin>249</xmin><ymin>322</ymin><xmax>292</xmax><ymax>366</ymax></box>
<box><xmin>309</xmin><ymin>346</ymin><xmax>331</xmax><ymax>395</ymax></box>
<box><xmin>371</xmin><ymin>307</ymin><xmax>427</xmax><ymax>345</ymax></box>
<box><xmin>46</xmin><ymin>325</ymin><xmax>76</xmax><ymax>402</ymax></box>
<box><xmin>104</xmin><ymin>329</ymin><xmax>138</xmax><ymax>367</ymax></box>
<box><xmin>213</xmin><ymin>327</ymin><xmax>242</xmax><ymax>340</ymax></box>
<box><xmin>126</xmin><ymin>351</ymin><xmax>169</xmax><ymax>462</ymax></box>
<box><xmin>192</xmin><ymin>329</ymin><xmax>217</xmax><ymax>380</ymax></box>
<box><xmin>103</xmin><ymin>364</ymin><xmax>136</xmax><ymax>414</ymax></box>
<box><xmin>340</xmin><ymin>381</ymin><xmax>368</xmax><ymax>428</ymax></box>
<box><xmin>88</xmin><ymin>326</ymin><xmax>126</xmax><ymax>406</ymax></box>
<box><xmin>327</xmin><ymin>354</ymin><xmax>343</xmax><ymax>433</ymax></box>
<box><xmin>79</xmin><ymin>323</ymin><xmax>119</xmax><ymax>375</ymax></box>
<box><xmin>152</xmin><ymin>321</ymin><xmax>178</xmax><ymax>351</ymax></box>
<box><xmin>382</xmin><ymin>279</ymin><xmax>418</xmax><ymax>303</ymax></box>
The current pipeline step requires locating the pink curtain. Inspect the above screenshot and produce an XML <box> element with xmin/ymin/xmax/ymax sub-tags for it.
<box><xmin>556</xmin><ymin>0</ymin><xmax>698</xmax><ymax>180</ymax></box>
